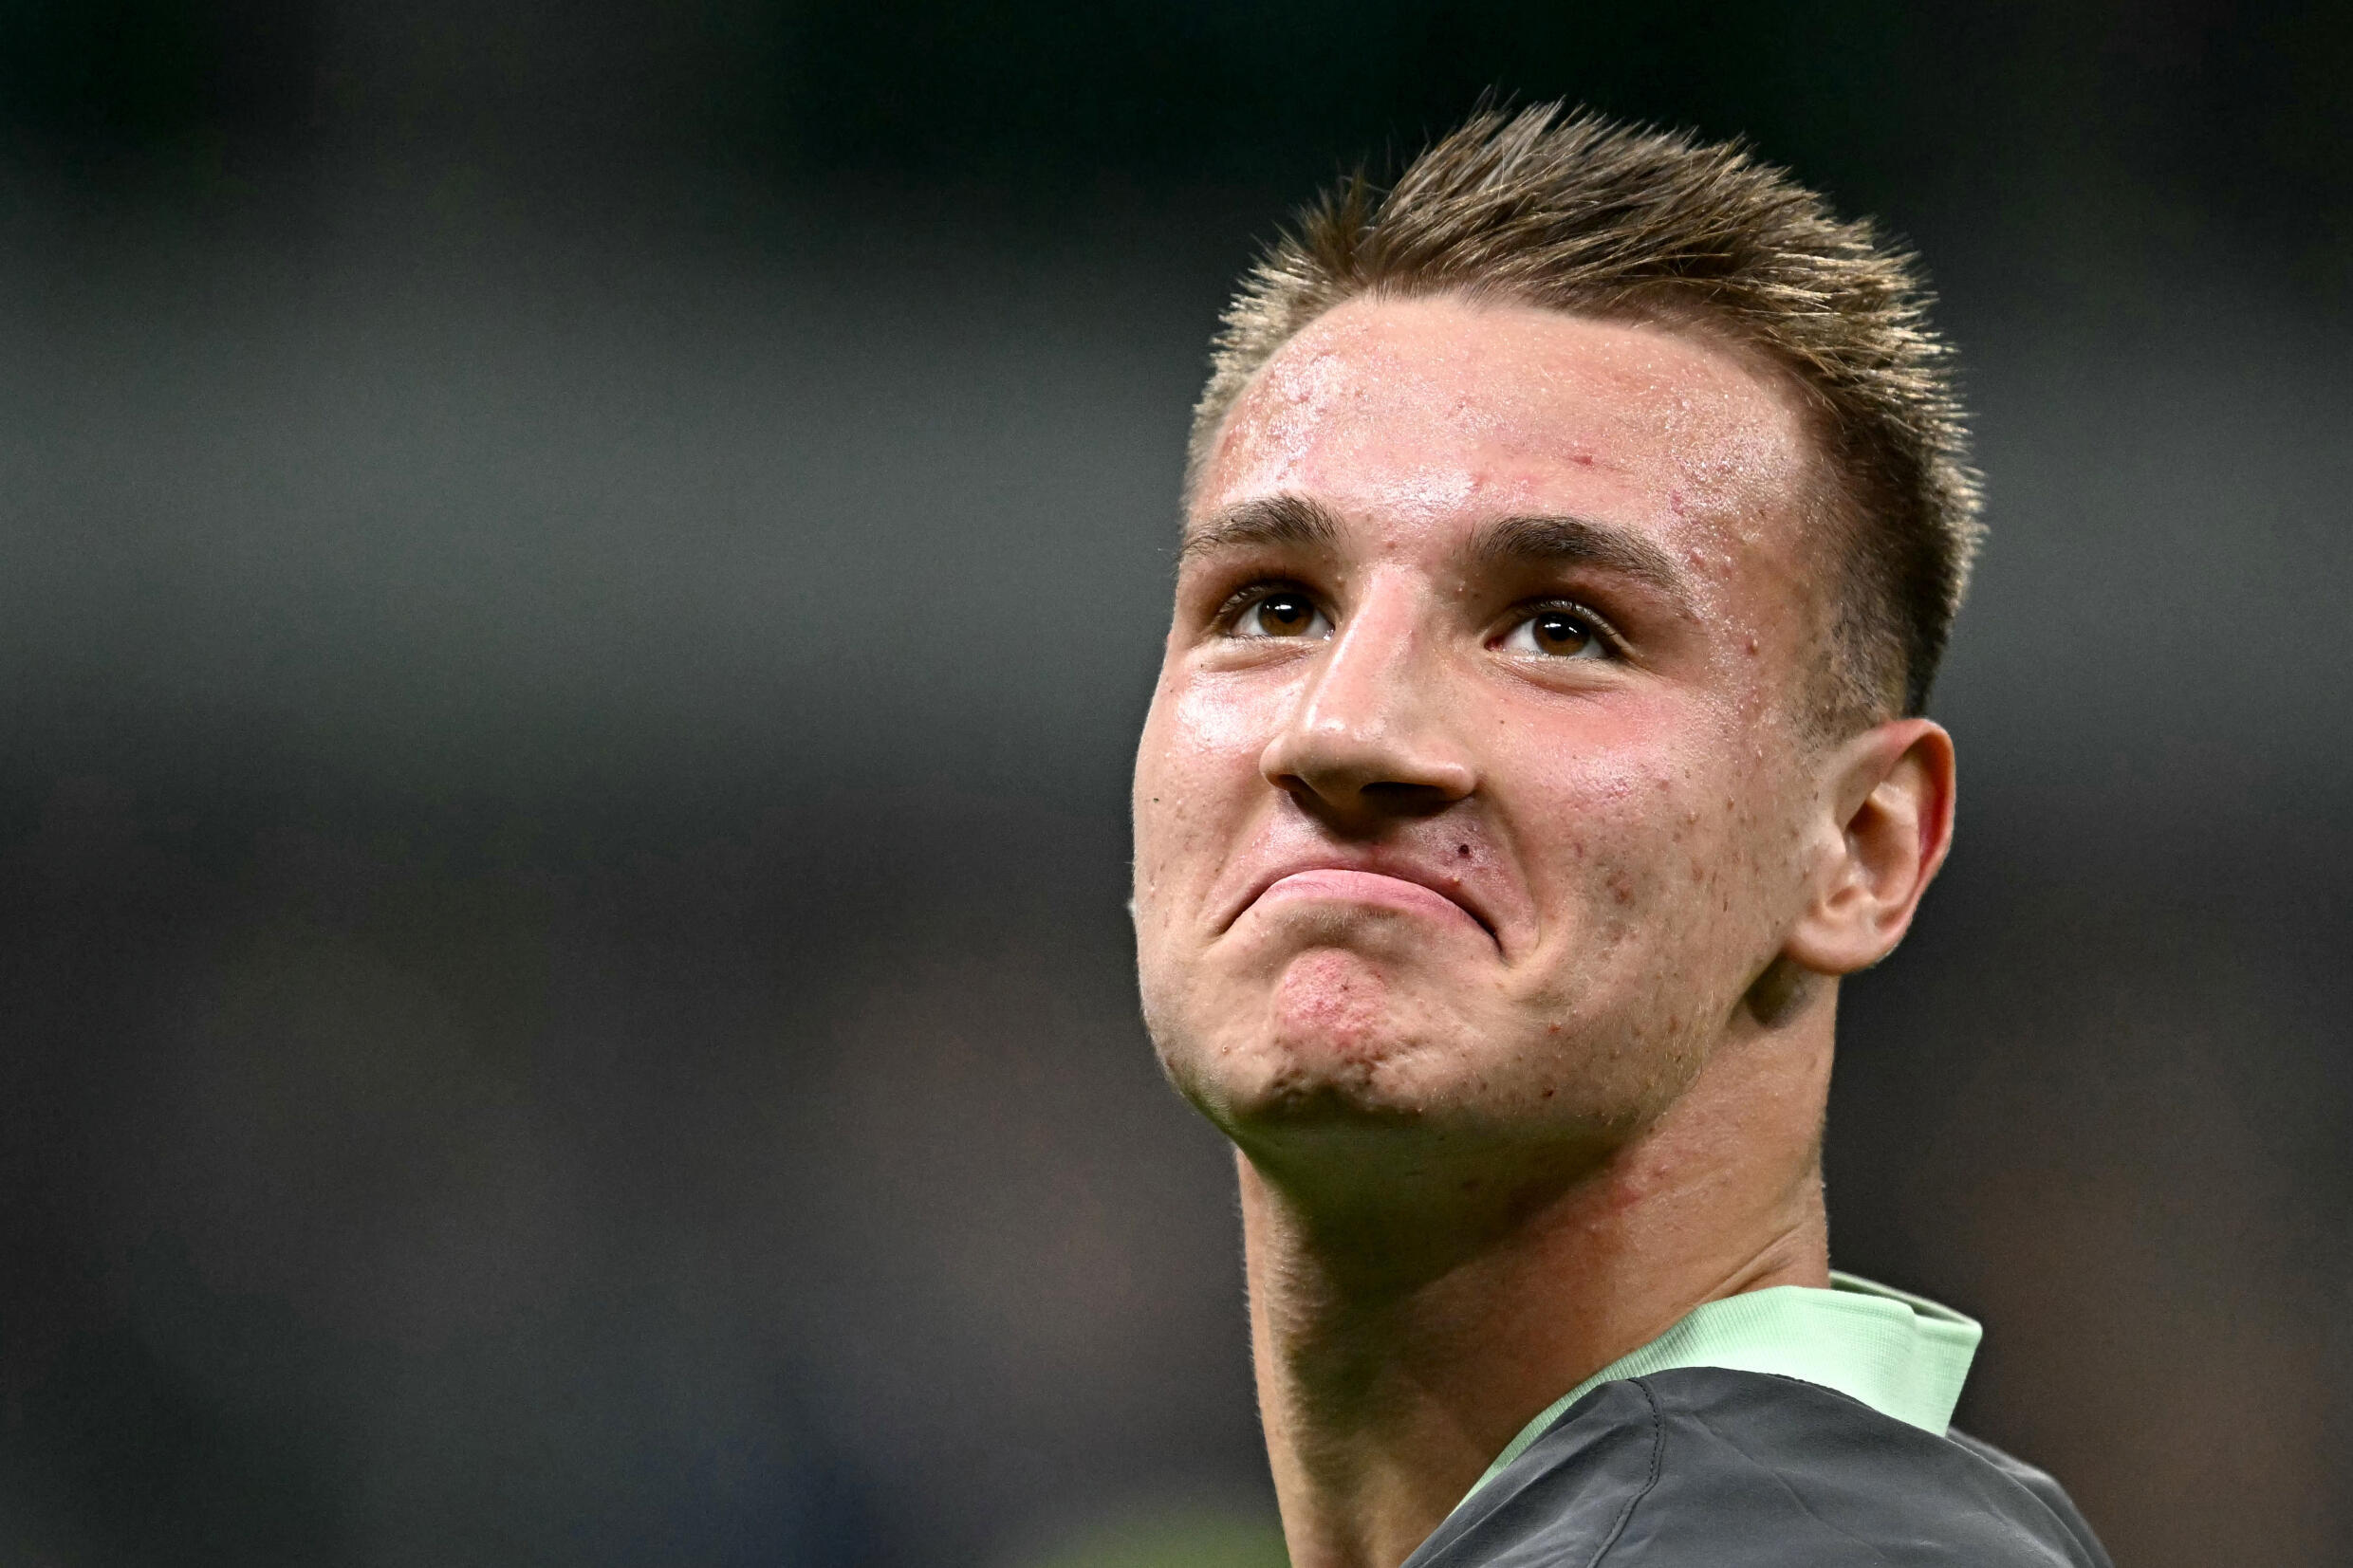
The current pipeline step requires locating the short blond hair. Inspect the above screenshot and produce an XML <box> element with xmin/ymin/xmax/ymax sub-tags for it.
<box><xmin>1189</xmin><ymin>104</ymin><xmax>1981</xmax><ymax>724</ymax></box>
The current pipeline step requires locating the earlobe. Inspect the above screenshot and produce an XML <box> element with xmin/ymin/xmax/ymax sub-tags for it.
<box><xmin>1782</xmin><ymin>718</ymin><xmax>1955</xmax><ymax>978</ymax></box>
<box><xmin>1742</xmin><ymin>951</ymin><xmax>1819</xmax><ymax>1026</ymax></box>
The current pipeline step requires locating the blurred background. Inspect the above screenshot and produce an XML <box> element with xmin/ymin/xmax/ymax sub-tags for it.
<box><xmin>1</xmin><ymin>2</ymin><xmax>2347</xmax><ymax>1563</ymax></box>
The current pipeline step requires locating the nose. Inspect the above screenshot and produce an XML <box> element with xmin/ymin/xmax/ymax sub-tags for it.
<box><xmin>1258</xmin><ymin>579</ymin><xmax>1477</xmax><ymax>827</ymax></box>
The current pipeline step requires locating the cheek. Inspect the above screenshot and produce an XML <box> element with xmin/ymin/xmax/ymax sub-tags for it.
<box><xmin>1134</xmin><ymin>673</ymin><xmax>1283</xmax><ymax>898</ymax></box>
<box><xmin>1505</xmin><ymin>718</ymin><xmax>1780</xmax><ymax>949</ymax></box>
<box><xmin>1169</xmin><ymin>670</ymin><xmax>1282</xmax><ymax>759</ymax></box>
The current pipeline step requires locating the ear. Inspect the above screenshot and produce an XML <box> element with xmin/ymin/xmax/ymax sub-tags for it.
<box><xmin>1783</xmin><ymin>718</ymin><xmax>1955</xmax><ymax>976</ymax></box>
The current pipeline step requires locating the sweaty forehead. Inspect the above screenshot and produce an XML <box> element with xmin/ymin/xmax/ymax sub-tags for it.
<box><xmin>1197</xmin><ymin>294</ymin><xmax>1816</xmax><ymax>554</ymax></box>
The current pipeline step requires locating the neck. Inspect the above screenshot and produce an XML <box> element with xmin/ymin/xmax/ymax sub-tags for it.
<box><xmin>1239</xmin><ymin>1013</ymin><xmax>1834</xmax><ymax>1568</ymax></box>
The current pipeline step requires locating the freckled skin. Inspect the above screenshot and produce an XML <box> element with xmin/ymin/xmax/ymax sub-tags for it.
<box><xmin>1133</xmin><ymin>297</ymin><xmax>1834</xmax><ymax>1195</ymax></box>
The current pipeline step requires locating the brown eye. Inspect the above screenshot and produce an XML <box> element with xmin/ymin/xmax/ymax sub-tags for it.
<box><xmin>1256</xmin><ymin>595</ymin><xmax>1314</xmax><ymax>634</ymax></box>
<box><xmin>1529</xmin><ymin>612</ymin><xmax>1592</xmax><ymax>655</ymax></box>
<box><xmin>1235</xmin><ymin>591</ymin><xmax>1330</xmax><ymax>639</ymax></box>
<box><xmin>1501</xmin><ymin>606</ymin><xmax>1610</xmax><ymax>660</ymax></box>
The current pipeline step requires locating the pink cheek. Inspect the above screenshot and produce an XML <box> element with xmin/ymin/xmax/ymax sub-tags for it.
<box><xmin>1509</xmin><ymin>753</ymin><xmax>1696</xmax><ymax>915</ymax></box>
<box><xmin>1139</xmin><ymin>678</ymin><xmax>1286</xmax><ymax>889</ymax></box>
<box><xmin>1172</xmin><ymin>675</ymin><xmax>1286</xmax><ymax>763</ymax></box>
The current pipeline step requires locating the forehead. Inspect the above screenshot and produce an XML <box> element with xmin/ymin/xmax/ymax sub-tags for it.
<box><xmin>1195</xmin><ymin>294</ymin><xmax>1817</xmax><ymax>566</ymax></box>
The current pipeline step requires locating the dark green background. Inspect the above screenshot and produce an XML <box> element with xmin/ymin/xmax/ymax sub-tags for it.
<box><xmin>1</xmin><ymin>5</ymin><xmax>2346</xmax><ymax>1565</ymax></box>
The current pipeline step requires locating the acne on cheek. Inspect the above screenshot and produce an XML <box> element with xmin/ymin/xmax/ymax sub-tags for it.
<box><xmin>1134</xmin><ymin>710</ymin><xmax>1222</xmax><ymax>876</ymax></box>
<box><xmin>1532</xmin><ymin>750</ymin><xmax>1769</xmax><ymax>935</ymax></box>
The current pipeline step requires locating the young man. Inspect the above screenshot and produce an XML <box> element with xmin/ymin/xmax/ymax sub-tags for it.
<box><xmin>1129</xmin><ymin>107</ymin><xmax>2113</xmax><ymax>1568</ymax></box>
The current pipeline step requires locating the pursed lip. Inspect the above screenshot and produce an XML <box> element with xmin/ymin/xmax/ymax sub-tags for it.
<box><xmin>1220</xmin><ymin>852</ymin><xmax>1500</xmax><ymax>945</ymax></box>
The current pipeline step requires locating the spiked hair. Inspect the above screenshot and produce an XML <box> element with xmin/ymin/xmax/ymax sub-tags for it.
<box><xmin>1188</xmin><ymin>104</ymin><xmax>1981</xmax><ymax>723</ymax></box>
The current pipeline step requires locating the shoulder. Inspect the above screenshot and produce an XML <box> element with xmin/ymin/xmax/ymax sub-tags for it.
<box><xmin>1405</xmin><ymin>1369</ymin><xmax>2112</xmax><ymax>1568</ymax></box>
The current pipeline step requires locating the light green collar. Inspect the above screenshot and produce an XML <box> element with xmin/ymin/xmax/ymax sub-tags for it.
<box><xmin>1460</xmin><ymin>1272</ymin><xmax>1981</xmax><ymax>1507</ymax></box>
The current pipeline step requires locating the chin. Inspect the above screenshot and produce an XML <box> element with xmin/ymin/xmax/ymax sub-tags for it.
<box><xmin>1163</xmin><ymin>993</ymin><xmax>1681</xmax><ymax>1173</ymax></box>
<box><xmin>1144</xmin><ymin>928</ymin><xmax>1687</xmax><ymax>1143</ymax></box>
<box><xmin>1175</xmin><ymin>1023</ymin><xmax>1551</xmax><ymax>1170</ymax></box>
<box><xmin>1153</xmin><ymin>1018</ymin><xmax>1448</xmax><ymax>1150</ymax></box>
<box><xmin>1174</xmin><ymin>1025</ymin><xmax>1646</xmax><ymax>1230</ymax></box>
<box><xmin>1161</xmin><ymin>945</ymin><xmax>1440</xmax><ymax>1098</ymax></box>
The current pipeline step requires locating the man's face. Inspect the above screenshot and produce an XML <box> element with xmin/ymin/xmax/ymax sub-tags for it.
<box><xmin>1132</xmin><ymin>294</ymin><xmax>1842</xmax><ymax>1179</ymax></box>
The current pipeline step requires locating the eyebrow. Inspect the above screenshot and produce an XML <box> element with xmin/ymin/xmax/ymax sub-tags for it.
<box><xmin>1179</xmin><ymin>496</ymin><xmax>1697</xmax><ymax>613</ymax></box>
<box><xmin>1472</xmin><ymin>513</ymin><xmax>1695</xmax><ymax>610</ymax></box>
<box><xmin>1177</xmin><ymin>493</ymin><xmax>1343</xmax><ymax>563</ymax></box>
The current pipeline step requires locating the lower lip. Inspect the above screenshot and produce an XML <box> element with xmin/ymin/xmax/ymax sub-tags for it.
<box><xmin>1249</xmin><ymin>869</ymin><xmax>1486</xmax><ymax>933</ymax></box>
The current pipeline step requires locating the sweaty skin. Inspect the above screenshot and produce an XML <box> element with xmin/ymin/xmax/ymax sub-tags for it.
<box><xmin>1131</xmin><ymin>296</ymin><xmax>1955</xmax><ymax>1568</ymax></box>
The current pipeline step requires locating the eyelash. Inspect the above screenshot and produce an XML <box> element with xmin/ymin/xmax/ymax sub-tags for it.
<box><xmin>1212</xmin><ymin>581</ymin><xmax>1628</xmax><ymax>658</ymax></box>
<box><xmin>1211</xmin><ymin>579</ymin><xmax>1314</xmax><ymax>632</ymax></box>
<box><xmin>1509</xmin><ymin>597</ymin><xmax>1629</xmax><ymax>659</ymax></box>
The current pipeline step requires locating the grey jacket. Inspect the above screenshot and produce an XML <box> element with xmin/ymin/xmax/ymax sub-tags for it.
<box><xmin>1405</xmin><ymin>1369</ymin><xmax>2113</xmax><ymax>1567</ymax></box>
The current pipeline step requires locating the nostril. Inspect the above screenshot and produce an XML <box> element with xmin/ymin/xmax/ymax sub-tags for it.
<box><xmin>1360</xmin><ymin>781</ymin><xmax>1461</xmax><ymax>817</ymax></box>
